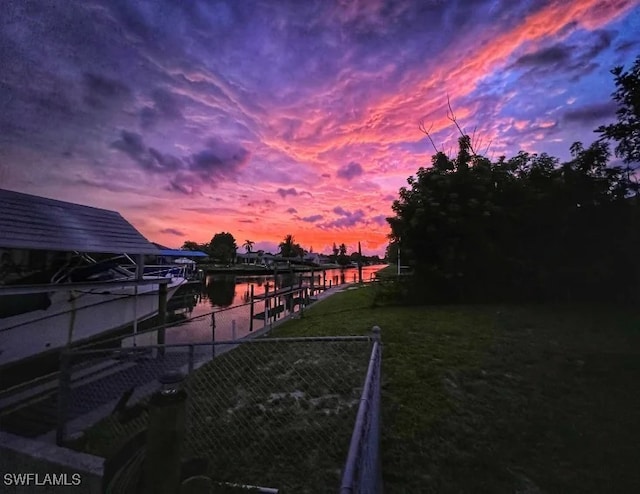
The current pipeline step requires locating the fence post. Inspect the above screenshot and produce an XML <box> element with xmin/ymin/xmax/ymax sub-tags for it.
<box><xmin>56</xmin><ymin>349</ymin><xmax>72</xmax><ymax>446</ymax></box>
<box><xmin>143</xmin><ymin>372</ymin><xmax>187</xmax><ymax>494</ymax></box>
<box><xmin>249</xmin><ymin>285</ymin><xmax>254</xmax><ymax>332</ymax></box>
<box><xmin>232</xmin><ymin>319</ymin><xmax>236</xmax><ymax>340</ymax></box>
<box><xmin>371</xmin><ymin>325</ymin><xmax>383</xmax><ymax>492</ymax></box>
<box><xmin>264</xmin><ymin>283</ymin><xmax>270</xmax><ymax>329</ymax></box>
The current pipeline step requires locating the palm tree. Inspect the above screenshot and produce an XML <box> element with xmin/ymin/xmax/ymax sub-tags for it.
<box><xmin>242</xmin><ymin>240</ymin><xmax>255</xmax><ymax>265</ymax></box>
<box><xmin>242</xmin><ymin>240</ymin><xmax>254</xmax><ymax>253</ymax></box>
<box><xmin>279</xmin><ymin>235</ymin><xmax>295</xmax><ymax>258</ymax></box>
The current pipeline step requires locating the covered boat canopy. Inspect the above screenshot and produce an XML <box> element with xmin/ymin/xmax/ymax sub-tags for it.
<box><xmin>152</xmin><ymin>243</ymin><xmax>208</xmax><ymax>258</ymax></box>
<box><xmin>0</xmin><ymin>188</ymin><xmax>160</xmax><ymax>255</ymax></box>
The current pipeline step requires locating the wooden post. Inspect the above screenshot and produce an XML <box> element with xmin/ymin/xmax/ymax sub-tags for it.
<box><xmin>310</xmin><ymin>267</ymin><xmax>315</xmax><ymax>297</ymax></box>
<box><xmin>323</xmin><ymin>270</ymin><xmax>326</xmax><ymax>290</ymax></box>
<box><xmin>358</xmin><ymin>241</ymin><xmax>363</xmax><ymax>283</ymax></box>
<box><xmin>231</xmin><ymin>320</ymin><xmax>236</xmax><ymax>340</ymax></box>
<box><xmin>158</xmin><ymin>283</ymin><xmax>167</xmax><ymax>355</ymax></box>
<box><xmin>249</xmin><ymin>285</ymin><xmax>254</xmax><ymax>332</ymax></box>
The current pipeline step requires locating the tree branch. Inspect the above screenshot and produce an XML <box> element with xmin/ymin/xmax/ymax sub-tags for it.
<box><xmin>418</xmin><ymin>119</ymin><xmax>439</xmax><ymax>153</ymax></box>
<box><xmin>446</xmin><ymin>94</ymin><xmax>477</xmax><ymax>155</ymax></box>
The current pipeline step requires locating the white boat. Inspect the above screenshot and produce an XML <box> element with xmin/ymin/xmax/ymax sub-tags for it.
<box><xmin>0</xmin><ymin>254</ymin><xmax>186</xmax><ymax>367</ymax></box>
<box><xmin>0</xmin><ymin>188</ymin><xmax>187</xmax><ymax>368</ymax></box>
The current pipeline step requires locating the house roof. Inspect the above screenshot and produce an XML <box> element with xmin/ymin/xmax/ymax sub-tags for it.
<box><xmin>0</xmin><ymin>188</ymin><xmax>160</xmax><ymax>254</ymax></box>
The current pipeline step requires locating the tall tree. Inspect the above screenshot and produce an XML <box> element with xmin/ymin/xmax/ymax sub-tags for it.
<box><xmin>332</xmin><ymin>243</ymin><xmax>339</xmax><ymax>263</ymax></box>
<box><xmin>337</xmin><ymin>243</ymin><xmax>349</xmax><ymax>266</ymax></box>
<box><xmin>182</xmin><ymin>240</ymin><xmax>203</xmax><ymax>251</ymax></box>
<box><xmin>209</xmin><ymin>232</ymin><xmax>237</xmax><ymax>264</ymax></box>
<box><xmin>279</xmin><ymin>235</ymin><xmax>304</xmax><ymax>258</ymax></box>
<box><xmin>596</xmin><ymin>54</ymin><xmax>640</xmax><ymax>166</ymax></box>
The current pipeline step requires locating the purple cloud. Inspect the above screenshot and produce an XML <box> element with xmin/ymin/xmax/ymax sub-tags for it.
<box><xmin>301</xmin><ymin>214</ymin><xmax>323</xmax><ymax>222</ymax></box>
<box><xmin>563</xmin><ymin>101</ymin><xmax>617</xmax><ymax>124</ymax></box>
<box><xmin>322</xmin><ymin>207</ymin><xmax>366</xmax><ymax>229</ymax></box>
<box><xmin>336</xmin><ymin>161</ymin><xmax>364</xmax><ymax>180</ymax></box>
<box><xmin>160</xmin><ymin>227</ymin><xmax>185</xmax><ymax>236</ymax></box>
<box><xmin>286</xmin><ymin>207</ymin><xmax>298</xmax><ymax>213</ymax></box>
<box><xmin>277</xmin><ymin>187</ymin><xmax>298</xmax><ymax>198</ymax></box>
<box><xmin>371</xmin><ymin>215</ymin><xmax>387</xmax><ymax>226</ymax></box>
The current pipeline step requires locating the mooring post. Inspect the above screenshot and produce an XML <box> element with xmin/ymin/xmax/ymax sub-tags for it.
<box><xmin>232</xmin><ymin>319</ymin><xmax>237</xmax><ymax>340</ymax></box>
<box><xmin>310</xmin><ymin>268</ymin><xmax>315</xmax><ymax>297</ymax></box>
<box><xmin>323</xmin><ymin>270</ymin><xmax>326</xmax><ymax>290</ymax></box>
<box><xmin>143</xmin><ymin>371</ymin><xmax>187</xmax><ymax>494</ymax></box>
<box><xmin>249</xmin><ymin>285</ymin><xmax>254</xmax><ymax>332</ymax></box>
<box><xmin>158</xmin><ymin>283</ymin><xmax>168</xmax><ymax>356</ymax></box>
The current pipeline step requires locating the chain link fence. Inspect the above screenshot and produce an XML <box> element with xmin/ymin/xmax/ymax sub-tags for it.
<box><xmin>58</xmin><ymin>333</ymin><xmax>381</xmax><ymax>492</ymax></box>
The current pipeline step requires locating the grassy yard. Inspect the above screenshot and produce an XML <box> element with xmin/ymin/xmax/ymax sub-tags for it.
<box><xmin>273</xmin><ymin>285</ymin><xmax>640</xmax><ymax>493</ymax></box>
<box><xmin>75</xmin><ymin>284</ymin><xmax>640</xmax><ymax>492</ymax></box>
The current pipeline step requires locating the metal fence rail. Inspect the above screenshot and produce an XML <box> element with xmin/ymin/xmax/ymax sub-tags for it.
<box><xmin>340</xmin><ymin>327</ymin><xmax>383</xmax><ymax>494</ymax></box>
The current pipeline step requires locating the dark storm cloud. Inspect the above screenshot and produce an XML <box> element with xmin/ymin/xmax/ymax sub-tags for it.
<box><xmin>111</xmin><ymin>130</ymin><xmax>248</xmax><ymax>194</ymax></box>
<box><xmin>336</xmin><ymin>161</ymin><xmax>364</xmax><ymax>180</ymax></box>
<box><xmin>140</xmin><ymin>88</ymin><xmax>184</xmax><ymax>129</ymax></box>
<box><xmin>83</xmin><ymin>73</ymin><xmax>132</xmax><ymax>109</ymax></box>
<box><xmin>513</xmin><ymin>46</ymin><xmax>571</xmax><ymax>68</ymax></box>
<box><xmin>286</xmin><ymin>207</ymin><xmax>297</xmax><ymax>214</ymax></box>
<box><xmin>563</xmin><ymin>101</ymin><xmax>618</xmax><ymax>123</ymax></box>
<box><xmin>189</xmin><ymin>137</ymin><xmax>250</xmax><ymax>179</ymax></box>
<box><xmin>111</xmin><ymin>131</ymin><xmax>151</xmax><ymax>168</ymax></box>
<box><xmin>614</xmin><ymin>39</ymin><xmax>639</xmax><ymax>53</ymax></box>
<box><xmin>148</xmin><ymin>148</ymin><xmax>183</xmax><ymax>172</ymax></box>
<box><xmin>511</xmin><ymin>30</ymin><xmax>616</xmax><ymax>83</ymax></box>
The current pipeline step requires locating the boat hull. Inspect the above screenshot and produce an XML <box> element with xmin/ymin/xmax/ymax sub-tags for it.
<box><xmin>0</xmin><ymin>280</ymin><xmax>183</xmax><ymax>367</ymax></box>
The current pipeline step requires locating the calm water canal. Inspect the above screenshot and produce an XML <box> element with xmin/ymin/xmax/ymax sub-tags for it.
<box><xmin>126</xmin><ymin>265</ymin><xmax>385</xmax><ymax>347</ymax></box>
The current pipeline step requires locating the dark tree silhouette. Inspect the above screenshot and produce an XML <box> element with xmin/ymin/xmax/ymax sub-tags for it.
<box><xmin>597</xmin><ymin>54</ymin><xmax>640</xmax><ymax>166</ymax></box>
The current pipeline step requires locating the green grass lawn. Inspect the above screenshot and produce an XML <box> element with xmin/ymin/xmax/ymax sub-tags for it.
<box><xmin>273</xmin><ymin>286</ymin><xmax>640</xmax><ymax>493</ymax></box>
<box><xmin>76</xmin><ymin>284</ymin><xmax>640</xmax><ymax>493</ymax></box>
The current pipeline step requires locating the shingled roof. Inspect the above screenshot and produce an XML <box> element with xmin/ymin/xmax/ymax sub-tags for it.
<box><xmin>0</xmin><ymin>189</ymin><xmax>160</xmax><ymax>254</ymax></box>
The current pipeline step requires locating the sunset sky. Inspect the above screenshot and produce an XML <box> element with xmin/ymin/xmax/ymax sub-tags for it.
<box><xmin>1</xmin><ymin>0</ymin><xmax>639</xmax><ymax>256</ymax></box>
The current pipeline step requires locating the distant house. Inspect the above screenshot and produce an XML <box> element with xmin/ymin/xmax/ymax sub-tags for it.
<box><xmin>303</xmin><ymin>253</ymin><xmax>321</xmax><ymax>265</ymax></box>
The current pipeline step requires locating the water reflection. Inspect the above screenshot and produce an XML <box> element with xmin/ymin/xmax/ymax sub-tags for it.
<box><xmin>204</xmin><ymin>275</ymin><xmax>236</xmax><ymax>307</ymax></box>
<box><xmin>168</xmin><ymin>265</ymin><xmax>386</xmax><ymax>317</ymax></box>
